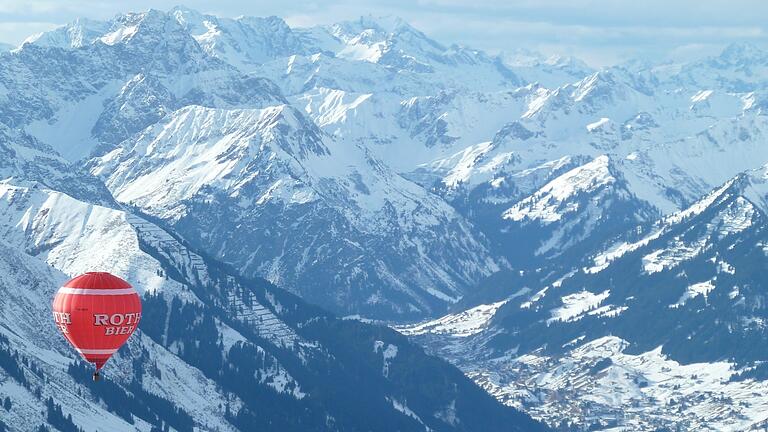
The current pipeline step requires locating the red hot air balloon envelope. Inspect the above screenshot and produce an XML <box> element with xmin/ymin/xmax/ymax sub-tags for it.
<box><xmin>52</xmin><ymin>272</ymin><xmax>141</xmax><ymax>381</ymax></box>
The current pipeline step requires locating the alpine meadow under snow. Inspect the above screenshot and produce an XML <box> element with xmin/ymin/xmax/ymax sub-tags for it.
<box><xmin>1</xmin><ymin>4</ymin><xmax>768</xmax><ymax>431</ymax></box>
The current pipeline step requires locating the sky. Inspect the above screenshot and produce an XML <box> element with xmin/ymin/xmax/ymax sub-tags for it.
<box><xmin>0</xmin><ymin>0</ymin><xmax>767</xmax><ymax>66</ymax></box>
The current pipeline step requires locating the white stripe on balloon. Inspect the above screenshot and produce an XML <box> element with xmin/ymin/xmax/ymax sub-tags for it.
<box><xmin>57</xmin><ymin>287</ymin><xmax>136</xmax><ymax>295</ymax></box>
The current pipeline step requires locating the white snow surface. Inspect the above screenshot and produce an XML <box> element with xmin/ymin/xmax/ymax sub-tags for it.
<box><xmin>548</xmin><ymin>290</ymin><xmax>610</xmax><ymax>324</ymax></box>
<box><xmin>587</xmin><ymin>177</ymin><xmax>745</xmax><ymax>274</ymax></box>
<box><xmin>586</xmin><ymin>117</ymin><xmax>610</xmax><ymax>132</ymax></box>
<box><xmin>469</xmin><ymin>336</ymin><xmax>768</xmax><ymax>431</ymax></box>
<box><xmin>670</xmin><ymin>279</ymin><xmax>717</xmax><ymax>308</ymax></box>
<box><xmin>396</xmin><ymin>298</ymin><xmax>513</xmax><ymax>337</ymax></box>
<box><xmin>0</xmin><ymin>182</ymin><xmax>183</xmax><ymax>296</ymax></box>
<box><xmin>374</xmin><ymin>341</ymin><xmax>399</xmax><ymax>378</ymax></box>
<box><xmin>100</xmin><ymin>25</ymin><xmax>138</xmax><ymax>45</ymax></box>
<box><xmin>503</xmin><ymin>155</ymin><xmax>614</xmax><ymax>223</ymax></box>
<box><xmin>90</xmin><ymin>101</ymin><xmax>503</xmax><ymax>316</ymax></box>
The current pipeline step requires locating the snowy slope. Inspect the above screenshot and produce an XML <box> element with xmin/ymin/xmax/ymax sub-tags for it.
<box><xmin>0</xmin><ymin>182</ymin><xmax>183</xmax><ymax>294</ymax></box>
<box><xmin>656</xmin><ymin>42</ymin><xmax>768</xmax><ymax>93</ymax></box>
<box><xmin>0</xmin><ymin>219</ymin><xmax>242</xmax><ymax>431</ymax></box>
<box><xmin>8</xmin><ymin>9</ymin><xmax>284</xmax><ymax>162</ymax></box>
<box><xmin>497</xmin><ymin>155</ymin><xmax>658</xmax><ymax>260</ymax></box>
<box><xmin>19</xmin><ymin>18</ymin><xmax>110</xmax><ymax>49</ymax></box>
<box><xmin>500</xmin><ymin>48</ymin><xmax>594</xmax><ymax>88</ymax></box>
<box><xmin>170</xmin><ymin>6</ymin><xmax>319</xmax><ymax>71</ymax></box>
<box><xmin>323</xmin><ymin>15</ymin><xmax>523</xmax><ymax>87</ymax></box>
<box><xmin>400</xmin><ymin>170</ymin><xmax>768</xmax><ymax>430</ymax></box>
<box><xmin>503</xmin><ymin>156</ymin><xmax>617</xmax><ymax>224</ymax></box>
<box><xmin>421</xmin><ymin>67</ymin><xmax>768</xmax><ymax>214</ymax></box>
<box><xmin>0</xmin><ymin>125</ymin><xmax>114</xmax><ymax>206</ymax></box>
<box><xmin>5</xmin><ymin>7</ymin><xmax>521</xmax><ymax>319</ymax></box>
<box><xmin>381</xmin><ymin>56</ymin><xmax>768</xmax><ymax>275</ymax></box>
<box><xmin>90</xmin><ymin>103</ymin><xmax>501</xmax><ymax>319</ymax></box>
<box><xmin>0</xmin><ymin>180</ymin><xmax>544</xmax><ymax>431</ymax></box>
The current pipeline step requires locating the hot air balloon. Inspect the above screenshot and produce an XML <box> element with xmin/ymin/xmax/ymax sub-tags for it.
<box><xmin>52</xmin><ymin>272</ymin><xmax>142</xmax><ymax>381</ymax></box>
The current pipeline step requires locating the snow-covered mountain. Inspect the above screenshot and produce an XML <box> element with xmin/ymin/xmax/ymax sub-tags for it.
<box><xmin>20</xmin><ymin>18</ymin><xmax>110</xmax><ymax>49</ymax></box>
<box><xmin>3</xmin><ymin>8</ymin><xmax>509</xmax><ymax>320</ymax></box>
<box><xmin>5</xmin><ymin>4</ymin><xmax>768</xmax><ymax>430</ymax></box>
<box><xmin>500</xmin><ymin>48</ymin><xmax>595</xmax><ymax>88</ymax></box>
<box><xmin>399</xmin><ymin>168</ymin><xmax>768</xmax><ymax>430</ymax></box>
<box><xmin>89</xmin><ymin>103</ymin><xmax>500</xmax><ymax>318</ymax></box>
<box><xmin>655</xmin><ymin>42</ymin><xmax>768</xmax><ymax>93</ymax></box>
<box><xmin>0</xmin><ymin>178</ymin><xmax>545</xmax><ymax>431</ymax></box>
<box><xmin>170</xmin><ymin>6</ymin><xmax>334</xmax><ymax>71</ymax></box>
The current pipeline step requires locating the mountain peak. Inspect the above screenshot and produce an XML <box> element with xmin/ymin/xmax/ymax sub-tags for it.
<box><xmin>501</xmin><ymin>48</ymin><xmax>590</xmax><ymax>70</ymax></box>
<box><xmin>169</xmin><ymin>4</ymin><xmax>207</xmax><ymax>25</ymax></box>
<box><xmin>16</xmin><ymin>8</ymin><xmax>188</xmax><ymax>50</ymax></box>
<box><xmin>328</xmin><ymin>14</ymin><xmax>443</xmax><ymax>51</ymax></box>
<box><xmin>718</xmin><ymin>41</ymin><xmax>768</xmax><ymax>64</ymax></box>
<box><xmin>354</xmin><ymin>14</ymin><xmax>413</xmax><ymax>35</ymax></box>
<box><xmin>112</xmin><ymin>8</ymin><xmax>170</xmax><ymax>28</ymax></box>
<box><xmin>571</xmin><ymin>69</ymin><xmax>623</xmax><ymax>102</ymax></box>
<box><xmin>20</xmin><ymin>16</ymin><xmax>110</xmax><ymax>49</ymax></box>
<box><xmin>169</xmin><ymin>4</ymin><xmax>198</xmax><ymax>14</ymax></box>
<box><xmin>737</xmin><ymin>165</ymin><xmax>768</xmax><ymax>215</ymax></box>
<box><xmin>498</xmin><ymin>49</ymin><xmax>594</xmax><ymax>87</ymax></box>
<box><xmin>503</xmin><ymin>155</ymin><xmax>615</xmax><ymax>224</ymax></box>
<box><xmin>169</xmin><ymin>7</ymin><xmax>306</xmax><ymax>70</ymax></box>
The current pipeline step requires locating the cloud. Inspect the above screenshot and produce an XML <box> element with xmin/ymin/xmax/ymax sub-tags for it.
<box><xmin>414</xmin><ymin>0</ymin><xmax>768</xmax><ymax>27</ymax></box>
<box><xmin>404</xmin><ymin>10</ymin><xmax>767</xmax><ymax>65</ymax></box>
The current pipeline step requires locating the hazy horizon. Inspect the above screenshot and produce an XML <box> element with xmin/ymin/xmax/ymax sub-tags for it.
<box><xmin>1</xmin><ymin>0</ymin><xmax>767</xmax><ymax>67</ymax></box>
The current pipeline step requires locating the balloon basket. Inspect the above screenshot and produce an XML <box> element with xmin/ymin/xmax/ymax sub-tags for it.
<box><xmin>92</xmin><ymin>371</ymin><xmax>101</xmax><ymax>382</ymax></box>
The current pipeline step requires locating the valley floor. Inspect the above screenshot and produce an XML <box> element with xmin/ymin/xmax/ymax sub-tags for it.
<box><xmin>397</xmin><ymin>311</ymin><xmax>768</xmax><ymax>431</ymax></box>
